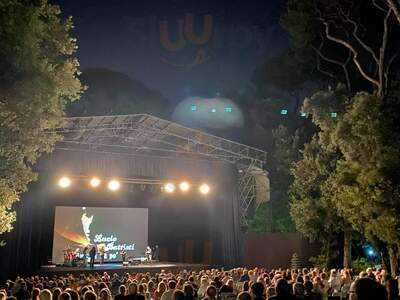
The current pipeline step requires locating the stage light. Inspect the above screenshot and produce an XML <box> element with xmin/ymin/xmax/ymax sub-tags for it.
<box><xmin>179</xmin><ymin>181</ymin><xmax>190</xmax><ymax>192</ymax></box>
<box><xmin>199</xmin><ymin>183</ymin><xmax>210</xmax><ymax>195</ymax></box>
<box><xmin>58</xmin><ymin>176</ymin><xmax>71</xmax><ymax>188</ymax></box>
<box><xmin>108</xmin><ymin>179</ymin><xmax>120</xmax><ymax>191</ymax></box>
<box><xmin>164</xmin><ymin>182</ymin><xmax>176</xmax><ymax>193</ymax></box>
<box><xmin>89</xmin><ymin>177</ymin><xmax>101</xmax><ymax>188</ymax></box>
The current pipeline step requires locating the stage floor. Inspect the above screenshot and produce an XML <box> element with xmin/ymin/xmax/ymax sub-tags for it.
<box><xmin>39</xmin><ymin>262</ymin><xmax>209</xmax><ymax>276</ymax></box>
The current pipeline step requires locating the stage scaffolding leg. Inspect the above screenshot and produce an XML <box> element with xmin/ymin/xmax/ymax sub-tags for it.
<box><xmin>237</xmin><ymin>161</ymin><xmax>258</xmax><ymax>227</ymax></box>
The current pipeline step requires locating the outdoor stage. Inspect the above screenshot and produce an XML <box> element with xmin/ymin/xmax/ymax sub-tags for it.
<box><xmin>39</xmin><ymin>262</ymin><xmax>210</xmax><ymax>276</ymax></box>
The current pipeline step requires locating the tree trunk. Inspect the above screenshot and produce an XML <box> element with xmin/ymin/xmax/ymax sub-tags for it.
<box><xmin>343</xmin><ymin>228</ymin><xmax>352</xmax><ymax>268</ymax></box>
<box><xmin>388</xmin><ymin>245</ymin><xmax>399</xmax><ymax>276</ymax></box>
<box><xmin>380</xmin><ymin>251</ymin><xmax>388</xmax><ymax>271</ymax></box>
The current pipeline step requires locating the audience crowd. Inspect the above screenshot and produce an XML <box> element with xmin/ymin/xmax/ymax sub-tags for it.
<box><xmin>1</xmin><ymin>267</ymin><xmax>399</xmax><ymax>300</ymax></box>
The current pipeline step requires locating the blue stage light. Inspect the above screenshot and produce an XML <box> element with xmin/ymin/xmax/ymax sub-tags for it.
<box><xmin>331</xmin><ymin>112</ymin><xmax>338</xmax><ymax>118</ymax></box>
<box><xmin>225</xmin><ymin>107</ymin><xmax>232</xmax><ymax>113</ymax></box>
<box><xmin>300</xmin><ymin>112</ymin><xmax>307</xmax><ymax>117</ymax></box>
<box><xmin>280</xmin><ymin>109</ymin><xmax>288</xmax><ymax>115</ymax></box>
<box><xmin>190</xmin><ymin>105</ymin><xmax>197</xmax><ymax>112</ymax></box>
<box><xmin>211</xmin><ymin>108</ymin><xmax>216</xmax><ymax>113</ymax></box>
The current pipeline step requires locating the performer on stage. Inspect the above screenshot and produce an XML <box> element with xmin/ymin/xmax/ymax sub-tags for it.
<box><xmin>82</xmin><ymin>245</ymin><xmax>88</xmax><ymax>263</ymax></box>
<box><xmin>89</xmin><ymin>245</ymin><xmax>96</xmax><ymax>268</ymax></box>
<box><xmin>121</xmin><ymin>250</ymin><xmax>127</xmax><ymax>263</ymax></box>
<box><xmin>98</xmin><ymin>244</ymin><xmax>106</xmax><ymax>264</ymax></box>
<box><xmin>153</xmin><ymin>245</ymin><xmax>160</xmax><ymax>261</ymax></box>
<box><xmin>145</xmin><ymin>246</ymin><xmax>152</xmax><ymax>261</ymax></box>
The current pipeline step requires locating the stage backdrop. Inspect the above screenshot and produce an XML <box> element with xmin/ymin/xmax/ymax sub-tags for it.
<box><xmin>52</xmin><ymin>206</ymin><xmax>148</xmax><ymax>264</ymax></box>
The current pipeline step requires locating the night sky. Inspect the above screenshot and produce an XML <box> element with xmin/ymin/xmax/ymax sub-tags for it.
<box><xmin>56</xmin><ymin>0</ymin><xmax>288</xmax><ymax>103</ymax></box>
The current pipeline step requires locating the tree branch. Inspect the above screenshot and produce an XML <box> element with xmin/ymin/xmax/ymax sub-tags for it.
<box><xmin>379</xmin><ymin>8</ymin><xmax>392</xmax><ymax>96</ymax></box>
<box><xmin>372</xmin><ymin>0</ymin><xmax>389</xmax><ymax>12</ymax></box>
<box><xmin>338</xmin><ymin>8</ymin><xmax>379</xmax><ymax>64</ymax></box>
<box><xmin>314</xmin><ymin>50</ymin><xmax>336</xmax><ymax>79</ymax></box>
<box><xmin>323</xmin><ymin>21</ymin><xmax>381</xmax><ymax>89</ymax></box>
<box><xmin>311</xmin><ymin>40</ymin><xmax>352</xmax><ymax>91</ymax></box>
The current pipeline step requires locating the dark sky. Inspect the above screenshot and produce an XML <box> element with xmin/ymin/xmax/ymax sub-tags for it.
<box><xmin>56</xmin><ymin>0</ymin><xmax>288</xmax><ymax>102</ymax></box>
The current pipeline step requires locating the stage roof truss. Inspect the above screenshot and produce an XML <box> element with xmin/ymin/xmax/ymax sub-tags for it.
<box><xmin>51</xmin><ymin>114</ymin><xmax>268</xmax><ymax>224</ymax></box>
<box><xmin>53</xmin><ymin>114</ymin><xmax>267</xmax><ymax>168</ymax></box>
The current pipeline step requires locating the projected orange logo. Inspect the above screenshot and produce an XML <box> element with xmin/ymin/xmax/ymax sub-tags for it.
<box><xmin>159</xmin><ymin>14</ymin><xmax>214</xmax><ymax>69</ymax></box>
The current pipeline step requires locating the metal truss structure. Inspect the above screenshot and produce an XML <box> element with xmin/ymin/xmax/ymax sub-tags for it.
<box><xmin>52</xmin><ymin>114</ymin><xmax>268</xmax><ymax>223</ymax></box>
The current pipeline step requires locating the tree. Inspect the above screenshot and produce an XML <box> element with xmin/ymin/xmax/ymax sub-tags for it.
<box><xmin>325</xmin><ymin>92</ymin><xmax>400</xmax><ymax>275</ymax></box>
<box><xmin>290</xmin><ymin>136</ymin><xmax>350</xmax><ymax>267</ymax></box>
<box><xmin>281</xmin><ymin>0</ymin><xmax>400</xmax><ymax>96</ymax></box>
<box><xmin>0</xmin><ymin>0</ymin><xmax>83</xmax><ymax>234</ymax></box>
<box><xmin>290</xmin><ymin>86</ymin><xmax>353</xmax><ymax>268</ymax></box>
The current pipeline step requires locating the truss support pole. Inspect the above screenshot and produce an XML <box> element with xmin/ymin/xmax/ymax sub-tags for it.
<box><xmin>237</xmin><ymin>160</ymin><xmax>258</xmax><ymax>226</ymax></box>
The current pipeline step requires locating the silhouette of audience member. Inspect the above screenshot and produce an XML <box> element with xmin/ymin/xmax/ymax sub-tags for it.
<box><xmin>237</xmin><ymin>291</ymin><xmax>252</xmax><ymax>300</ymax></box>
<box><xmin>250</xmin><ymin>282</ymin><xmax>265</xmax><ymax>300</ymax></box>
<box><xmin>114</xmin><ymin>285</ymin><xmax>126</xmax><ymax>300</ymax></box>
<box><xmin>172</xmin><ymin>290</ymin><xmax>185</xmax><ymax>300</ymax></box>
<box><xmin>204</xmin><ymin>286</ymin><xmax>217</xmax><ymax>300</ymax></box>
<box><xmin>349</xmin><ymin>278</ymin><xmax>387</xmax><ymax>300</ymax></box>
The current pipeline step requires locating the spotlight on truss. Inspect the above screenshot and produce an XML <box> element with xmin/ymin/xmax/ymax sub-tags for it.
<box><xmin>179</xmin><ymin>181</ymin><xmax>190</xmax><ymax>192</ymax></box>
<box><xmin>164</xmin><ymin>182</ymin><xmax>176</xmax><ymax>193</ymax></box>
<box><xmin>108</xmin><ymin>179</ymin><xmax>120</xmax><ymax>191</ymax></box>
<box><xmin>199</xmin><ymin>183</ymin><xmax>210</xmax><ymax>195</ymax></box>
<box><xmin>58</xmin><ymin>176</ymin><xmax>71</xmax><ymax>188</ymax></box>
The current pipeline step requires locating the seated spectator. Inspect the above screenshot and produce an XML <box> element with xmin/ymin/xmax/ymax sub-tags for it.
<box><xmin>237</xmin><ymin>291</ymin><xmax>251</xmax><ymax>300</ymax></box>
<box><xmin>172</xmin><ymin>290</ymin><xmax>185</xmax><ymax>300</ymax></box>
<box><xmin>127</xmin><ymin>282</ymin><xmax>145</xmax><ymax>300</ymax></box>
<box><xmin>32</xmin><ymin>288</ymin><xmax>40</xmax><ymax>300</ymax></box>
<box><xmin>197</xmin><ymin>277</ymin><xmax>209</xmax><ymax>298</ymax></box>
<box><xmin>220</xmin><ymin>279</ymin><xmax>235</xmax><ymax>294</ymax></box>
<box><xmin>53</xmin><ymin>288</ymin><xmax>62</xmax><ymax>300</ymax></box>
<box><xmin>349</xmin><ymin>277</ymin><xmax>387</xmax><ymax>300</ymax></box>
<box><xmin>304</xmin><ymin>281</ymin><xmax>321</xmax><ymax>300</ymax></box>
<box><xmin>99</xmin><ymin>288</ymin><xmax>111</xmax><ymax>300</ymax></box>
<box><xmin>114</xmin><ymin>285</ymin><xmax>126</xmax><ymax>300</ymax></box>
<box><xmin>293</xmin><ymin>282</ymin><xmax>305</xmax><ymax>299</ymax></box>
<box><xmin>183</xmin><ymin>284</ymin><xmax>194</xmax><ymax>300</ymax></box>
<box><xmin>161</xmin><ymin>281</ymin><xmax>177</xmax><ymax>300</ymax></box>
<box><xmin>59</xmin><ymin>292</ymin><xmax>72</xmax><ymax>300</ymax></box>
<box><xmin>154</xmin><ymin>282</ymin><xmax>167</xmax><ymax>300</ymax></box>
<box><xmin>240</xmin><ymin>272</ymin><xmax>250</xmax><ymax>283</ymax></box>
<box><xmin>39</xmin><ymin>289</ymin><xmax>52</xmax><ymax>300</ymax></box>
<box><xmin>242</xmin><ymin>282</ymin><xmax>250</xmax><ymax>293</ymax></box>
<box><xmin>83</xmin><ymin>291</ymin><xmax>97</xmax><ymax>300</ymax></box>
<box><xmin>268</xmin><ymin>279</ymin><xmax>293</xmax><ymax>300</ymax></box>
<box><xmin>250</xmin><ymin>282</ymin><xmax>265</xmax><ymax>300</ymax></box>
<box><xmin>65</xmin><ymin>289</ymin><xmax>79</xmax><ymax>300</ymax></box>
<box><xmin>0</xmin><ymin>290</ymin><xmax>7</xmax><ymax>300</ymax></box>
<box><xmin>204</xmin><ymin>286</ymin><xmax>217</xmax><ymax>300</ymax></box>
